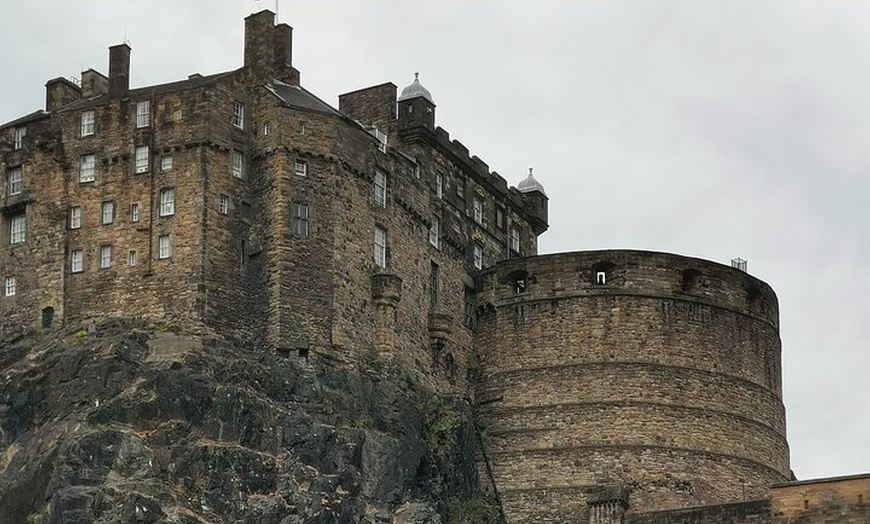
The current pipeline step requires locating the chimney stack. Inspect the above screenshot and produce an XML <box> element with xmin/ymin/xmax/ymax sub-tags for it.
<box><xmin>244</xmin><ymin>10</ymin><xmax>298</xmax><ymax>84</ymax></box>
<box><xmin>108</xmin><ymin>43</ymin><xmax>131</xmax><ymax>97</ymax></box>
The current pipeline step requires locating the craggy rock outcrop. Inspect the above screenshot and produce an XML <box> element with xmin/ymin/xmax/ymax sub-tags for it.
<box><xmin>0</xmin><ymin>320</ymin><xmax>484</xmax><ymax>523</ymax></box>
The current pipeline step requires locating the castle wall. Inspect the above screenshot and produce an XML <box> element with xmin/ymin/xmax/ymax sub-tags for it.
<box><xmin>769</xmin><ymin>474</ymin><xmax>870</xmax><ymax>523</ymax></box>
<box><xmin>474</xmin><ymin>250</ymin><xmax>788</xmax><ymax>518</ymax></box>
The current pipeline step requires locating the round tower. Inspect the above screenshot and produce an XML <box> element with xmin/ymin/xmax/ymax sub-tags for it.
<box><xmin>473</xmin><ymin>250</ymin><xmax>789</xmax><ymax>521</ymax></box>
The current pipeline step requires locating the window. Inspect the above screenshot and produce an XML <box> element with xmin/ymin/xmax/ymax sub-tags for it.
<box><xmin>369</xmin><ymin>127</ymin><xmax>387</xmax><ymax>153</ymax></box>
<box><xmin>160</xmin><ymin>155</ymin><xmax>173</xmax><ymax>172</ymax></box>
<box><xmin>4</xmin><ymin>276</ymin><xmax>15</xmax><ymax>297</ymax></box>
<box><xmin>136</xmin><ymin>100</ymin><xmax>150</xmax><ymax>128</ymax></box>
<box><xmin>13</xmin><ymin>127</ymin><xmax>25</xmax><ymax>150</ymax></box>
<box><xmin>456</xmin><ymin>176</ymin><xmax>465</xmax><ymax>198</ymax></box>
<box><xmin>231</xmin><ymin>150</ymin><xmax>243</xmax><ymax>178</ymax></box>
<box><xmin>81</xmin><ymin>110</ymin><xmax>95</xmax><ymax>137</ymax></box>
<box><xmin>297</xmin><ymin>121</ymin><xmax>305</xmax><ymax>135</ymax></box>
<box><xmin>429</xmin><ymin>261</ymin><xmax>440</xmax><ymax>312</ymax></box>
<box><xmin>128</xmin><ymin>250</ymin><xmax>137</xmax><ymax>266</ymax></box>
<box><xmin>596</xmin><ymin>271</ymin><xmax>607</xmax><ymax>285</ymax></box>
<box><xmin>10</xmin><ymin>214</ymin><xmax>25</xmax><ymax>244</ymax></box>
<box><xmin>218</xmin><ymin>194</ymin><xmax>229</xmax><ymax>215</ymax></box>
<box><xmin>295</xmin><ymin>159</ymin><xmax>307</xmax><ymax>177</ymax></box>
<box><xmin>159</xmin><ymin>188</ymin><xmax>175</xmax><ymax>217</ymax></box>
<box><xmin>263</xmin><ymin>122</ymin><xmax>270</xmax><ymax>136</ymax></box>
<box><xmin>463</xmin><ymin>286</ymin><xmax>475</xmax><ymax>328</ymax></box>
<box><xmin>101</xmin><ymin>201</ymin><xmax>114</xmax><ymax>224</ymax></box>
<box><xmin>510</xmin><ymin>227</ymin><xmax>520</xmax><ymax>253</ymax></box>
<box><xmin>239</xmin><ymin>240</ymin><xmax>246</xmax><ymax>269</ymax></box>
<box><xmin>436</xmin><ymin>172</ymin><xmax>443</xmax><ymax>199</ymax></box>
<box><xmin>79</xmin><ymin>154</ymin><xmax>96</xmax><ymax>183</ymax></box>
<box><xmin>414</xmin><ymin>162</ymin><xmax>421</xmax><ymax>180</ymax></box>
<box><xmin>495</xmin><ymin>206</ymin><xmax>506</xmax><ymax>230</ymax></box>
<box><xmin>373</xmin><ymin>169</ymin><xmax>387</xmax><ymax>208</ymax></box>
<box><xmin>373</xmin><ymin>226</ymin><xmax>387</xmax><ymax>268</ymax></box>
<box><xmin>472</xmin><ymin>243</ymin><xmax>483</xmax><ymax>270</ymax></box>
<box><xmin>473</xmin><ymin>198</ymin><xmax>483</xmax><ymax>225</ymax></box>
<box><xmin>71</xmin><ymin>249</ymin><xmax>84</xmax><ymax>273</ymax></box>
<box><xmin>158</xmin><ymin>234</ymin><xmax>171</xmax><ymax>259</ymax></box>
<box><xmin>232</xmin><ymin>101</ymin><xmax>244</xmax><ymax>129</ymax></box>
<box><xmin>135</xmin><ymin>146</ymin><xmax>149</xmax><ymax>173</ymax></box>
<box><xmin>7</xmin><ymin>167</ymin><xmax>22</xmax><ymax>196</ymax></box>
<box><xmin>69</xmin><ymin>206</ymin><xmax>82</xmax><ymax>229</ymax></box>
<box><xmin>99</xmin><ymin>245</ymin><xmax>113</xmax><ymax>268</ymax></box>
<box><xmin>130</xmin><ymin>203</ymin><xmax>140</xmax><ymax>222</ymax></box>
<box><xmin>292</xmin><ymin>202</ymin><xmax>309</xmax><ymax>237</ymax></box>
<box><xmin>428</xmin><ymin>218</ymin><xmax>439</xmax><ymax>248</ymax></box>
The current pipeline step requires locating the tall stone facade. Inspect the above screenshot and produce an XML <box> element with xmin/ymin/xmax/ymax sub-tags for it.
<box><xmin>2</xmin><ymin>9</ymin><xmax>867</xmax><ymax>524</ymax></box>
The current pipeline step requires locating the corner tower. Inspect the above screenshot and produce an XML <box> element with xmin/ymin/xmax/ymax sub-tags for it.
<box><xmin>397</xmin><ymin>73</ymin><xmax>436</xmax><ymax>135</ymax></box>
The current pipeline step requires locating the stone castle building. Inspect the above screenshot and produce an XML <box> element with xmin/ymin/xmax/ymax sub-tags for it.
<box><xmin>1</xmin><ymin>10</ymin><xmax>867</xmax><ymax>523</ymax></box>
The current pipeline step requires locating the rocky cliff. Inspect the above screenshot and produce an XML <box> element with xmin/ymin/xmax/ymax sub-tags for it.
<box><xmin>0</xmin><ymin>320</ymin><xmax>493</xmax><ymax>523</ymax></box>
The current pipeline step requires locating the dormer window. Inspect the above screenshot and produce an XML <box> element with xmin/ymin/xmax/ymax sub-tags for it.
<box><xmin>368</xmin><ymin>127</ymin><xmax>387</xmax><ymax>153</ymax></box>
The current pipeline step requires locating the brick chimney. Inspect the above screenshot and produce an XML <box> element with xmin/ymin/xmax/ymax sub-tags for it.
<box><xmin>108</xmin><ymin>43</ymin><xmax>131</xmax><ymax>97</ymax></box>
<box><xmin>244</xmin><ymin>10</ymin><xmax>298</xmax><ymax>84</ymax></box>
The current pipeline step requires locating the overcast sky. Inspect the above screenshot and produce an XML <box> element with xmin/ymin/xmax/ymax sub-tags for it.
<box><xmin>2</xmin><ymin>1</ymin><xmax>868</xmax><ymax>481</ymax></box>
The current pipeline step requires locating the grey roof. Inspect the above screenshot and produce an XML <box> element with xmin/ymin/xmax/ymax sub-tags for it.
<box><xmin>0</xmin><ymin>109</ymin><xmax>49</xmax><ymax>130</ymax></box>
<box><xmin>398</xmin><ymin>73</ymin><xmax>434</xmax><ymax>104</ymax></box>
<box><xmin>268</xmin><ymin>80</ymin><xmax>341</xmax><ymax>115</ymax></box>
<box><xmin>517</xmin><ymin>168</ymin><xmax>547</xmax><ymax>197</ymax></box>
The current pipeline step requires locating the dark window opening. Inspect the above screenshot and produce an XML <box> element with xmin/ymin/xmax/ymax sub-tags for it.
<box><xmin>681</xmin><ymin>268</ymin><xmax>702</xmax><ymax>293</ymax></box>
<box><xmin>298</xmin><ymin>347</ymin><xmax>309</xmax><ymax>366</ymax></box>
<box><xmin>463</xmin><ymin>286</ymin><xmax>476</xmax><ymax>328</ymax></box>
<box><xmin>41</xmin><ymin>307</ymin><xmax>54</xmax><ymax>329</ymax></box>
<box><xmin>429</xmin><ymin>261</ymin><xmax>440</xmax><ymax>313</ymax></box>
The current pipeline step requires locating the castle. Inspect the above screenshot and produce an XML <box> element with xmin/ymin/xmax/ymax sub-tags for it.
<box><xmin>1</xmin><ymin>10</ymin><xmax>866</xmax><ymax>523</ymax></box>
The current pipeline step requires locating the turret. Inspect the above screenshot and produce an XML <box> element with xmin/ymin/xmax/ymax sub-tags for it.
<box><xmin>517</xmin><ymin>168</ymin><xmax>549</xmax><ymax>235</ymax></box>
<box><xmin>397</xmin><ymin>73</ymin><xmax>436</xmax><ymax>134</ymax></box>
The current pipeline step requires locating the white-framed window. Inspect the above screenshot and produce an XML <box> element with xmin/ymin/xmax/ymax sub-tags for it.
<box><xmin>295</xmin><ymin>159</ymin><xmax>307</xmax><ymax>177</ymax></box>
<box><xmin>473</xmin><ymin>198</ymin><xmax>483</xmax><ymax>225</ymax></box>
<box><xmin>128</xmin><ymin>250</ymin><xmax>137</xmax><ymax>266</ymax></box>
<box><xmin>218</xmin><ymin>194</ymin><xmax>229</xmax><ymax>215</ymax></box>
<box><xmin>263</xmin><ymin>122</ymin><xmax>270</xmax><ymax>136</ymax></box>
<box><xmin>130</xmin><ymin>203</ymin><xmax>140</xmax><ymax>222</ymax></box>
<box><xmin>4</xmin><ymin>276</ymin><xmax>15</xmax><ymax>297</ymax></box>
<box><xmin>231</xmin><ymin>150</ymin><xmax>243</xmax><ymax>178</ymax></box>
<box><xmin>436</xmin><ymin>172</ymin><xmax>443</xmax><ymax>199</ymax></box>
<box><xmin>135</xmin><ymin>146</ymin><xmax>149</xmax><ymax>174</ymax></box>
<box><xmin>158</xmin><ymin>234</ymin><xmax>171</xmax><ymax>259</ymax></box>
<box><xmin>429</xmin><ymin>218</ymin><xmax>439</xmax><ymax>248</ymax></box>
<box><xmin>292</xmin><ymin>202</ymin><xmax>310</xmax><ymax>237</ymax></box>
<box><xmin>71</xmin><ymin>249</ymin><xmax>84</xmax><ymax>273</ymax></box>
<box><xmin>369</xmin><ymin>127</ymin><xmax>387</xmax><ymax>153</ymax></box>
<box><xmin>473</xmin><ymin>243</ymin><xmax>483</xmax><ymax>270</ymax></box>
<box><xmin>373</xmin><ymin>226</ymin><xmax>387</xmax><ymax>268</ymax></box>
<box><xmin>69</xmin><ymin>206</ymin><xmax>82</xmax><ymax>229</ymax></box>
<box><xmin>10</xmin><ymin>213</ymin><xmax>25</xmax><ymax>244</ymax></box>
<box><xmin>159</xmin><ymin>188</ymin><xmax>175</xmax><ymax>217</ymax></box>
<box><xmin>373</xmin><ymin>169</ymin><xmax>387</xmax><ymax>208</ymax></box>
<box><xmin>510</xmin><ymin>226</ymin><xmax>520</xmax><ymax>253</ymax></box>
<box><xmin>160</xmin><ymin>155</ymin><xmax>173</xmax><ymax>172</ymax></box>
<box><xmin>136</xmin><ymin>100</ymin><xmax>150</xmax><ymax>128</ymax></box>
<box><xmin>81</xmin><ymin>110</ymin><xmax>95</xmax><ymax>137</ymax></box>
<box><xmin>101</xmin><ymin>201</ymin><xmax>114</xmax><ymax>224</ymax></box>
<box><xmin>13</xmin><ymin>127</ymin><xmax>26</xmax><ymax>150</ymax></box>
<box><xmin>7</xmin><ymin>167</ymin><xmax>22</xmax><ymax>196</ymax></box>
<box><xmin>99</xmin><ymin>244</ymin><xmax>113</xmax><ymax>268</ymax></box>
<box><xmin>79</xmin><ymin>154</ymin><xmax>96</xmax><ymax>183</ymax></box>
<box><xmin>232</xmin><ymin>101</ymin><xmax>244</xmax><ymax>129</ymax></box>
<box><xmin>297</xmin><ymin>121</ymin><xmax>305</xmax><ymax>135</ymax></box>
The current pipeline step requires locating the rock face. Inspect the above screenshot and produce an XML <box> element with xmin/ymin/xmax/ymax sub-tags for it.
<box><xmin>0</xmin><ymin>321</ymin><xmax>488</xmax><ymax>524</ymax></box>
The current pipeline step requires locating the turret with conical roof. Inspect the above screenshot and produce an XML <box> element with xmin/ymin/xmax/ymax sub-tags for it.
<box><xmin>397</xmin><ymin>73</ymin><xmax>436</xmax><ymax>134</ymax></box>
<box><xmin>519</xmin><ymin>168</ymin><xmax>549</xmax><ymax>235</ymax></box>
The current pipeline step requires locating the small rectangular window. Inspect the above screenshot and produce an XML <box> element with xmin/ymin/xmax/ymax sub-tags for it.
<box><xmin>130</xmin><ymin>203</ymin><xmax>140</xmax><ymax>222</ymax></box>
<box><xmin>101</xmin><ymin>201</ymin><xmax>114</xmax><ymax>224</ymax></box>
<box><xmin>473</xmin><ymin>243</ymin><xmax>483</xmax><ymax>270</ymax></box>
<box><xmin>159</xmin><ymin>188</ymin><xmax>175</xmax><ymax>217</ymax></box>
<box><xmin>218</xmin><ymin>194</ymin><xmax>229</xmax><ymax>215</ymax></box>
<box><xmin>136</xmin><ymin>100</ymin><xmax>150</xmax><ymax>128</ymax></box>
<box><xmin>99</xmin><ymin>244</ymin><xmax>113</xmax><ymax>268</ymax></box>
<box><xmin>263</xmin><ymin>122</ymin><xmax>270</xmax><ymax>136</ymax></box>
<box><xmin>160</xmin><ymin>155</ymin><xmax>173</xmax><ymax>172</ymax></box>
<box><xmin>456</xmin><ymin>176</ymin><xmax>465</xmax><ymax>198</ymax></box>
<box><xmin>473</xmin><ymin>198</ymin><xmax>483</xmax><ymax>225</ymax></box>
<box><xmin>13</xmin><ymin>127</ymin><xmax>26</xmax><ymax>150</ymax></box>
<box><xmin>10</xmin><ymin>214</ymin><xmax>25</xmax><ymax>244</ymax></box>
<box><xmin>7</xmin><ymin>167</ymin><xmax>22</xmax><ymax>196</ymax></box>
<box><xmin>81</xmin><ymin>110</ymin><xmax>95</xmax><ymax>137</ymax></box>
<box><xmin>4</xmin><ymin>276</ymin><xmax>15</xmax><ymax>297</ymax></box>
<box><xmin>436</xmin><ymin>172</ymin><xmax>443</xmax><ymax>199</ymax></box>
<box><xmin>158</xmin><ymin>234</ymin><xmax>171</xmax><ymax>259</ymax></box>
<box><xmin>231</xmin><ymin>150</ymin><xmax>243</xmax><ymax>178</ymax></box>
<box><xmin>373</xmin><ymin>226</ymin><xmax>387</xmax><ymax>268</ymax></box>
<box><xmin>428</xmin><ymin>218</ymin><xmax>439</xmax><ymax>248</ymax></box>
<box><xmin>369</xmin><ymin>127</ymin><xmax>387</xmax><ymax>153</ymax></box>
<box><xmin>71</xmin><ymin>249</ymin><xmax>84</xmax><ymax>273</ymax></box>
<box><xmin>69</xmin><ymin>206</ymin><xmax>82</xmax><ymax>229</ymax></box>
<box><xmin>295</xmin><ymin>159</ymin><xmax>307</xmax><ymax>177</ymax></box>
<box><xmin>79</xmin><ymin>154</ymin><xmax>96</xmax><ymax>183</ymax></box>
<box><xmin>374</xmin><ymin>169</ymin><xmax>387</xmax><ymax>208</ymax></box>
<box><xmin>496</xmin><ymin>206</ymin><xmax>506</xmax><ymax>230</ymax></box>
<box><xmin>128</xmin><ymin>250</ymin><xmax>137</xmax><ymax>266</ymax></box>
<box><xmin>297</xmin><ymin>121</ymin><xmax>306</xmax><ymax>135</ymax></box>
<box><xmin>292</xmin><ymin>202</ymin><xmax>310</xmax><ymax>237</ymax></box>
<box><xmin>135</xmin><ymin>146</ymin><xmax>149</xmax><ymax>173</ymax></box>
<box><xmin>510</xmin><ymin>226</ymin><xmax>520</xmax><ymax>253</ymax></box>
<box><xmin>232</xmin><ymin>101</ymin><xmax>244</xmax><ymax>129</ymax></box>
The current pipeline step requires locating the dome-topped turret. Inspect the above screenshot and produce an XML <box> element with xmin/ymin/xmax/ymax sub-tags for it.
<box><xmin>517</xmin><ymin>167</ymin><xmax>547</xmax><ymax>197</ymax></box>
<box><xmin>398</xmin><ymin>72</ymin><xmax>435</xmax><ymax>104</ymax></box>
